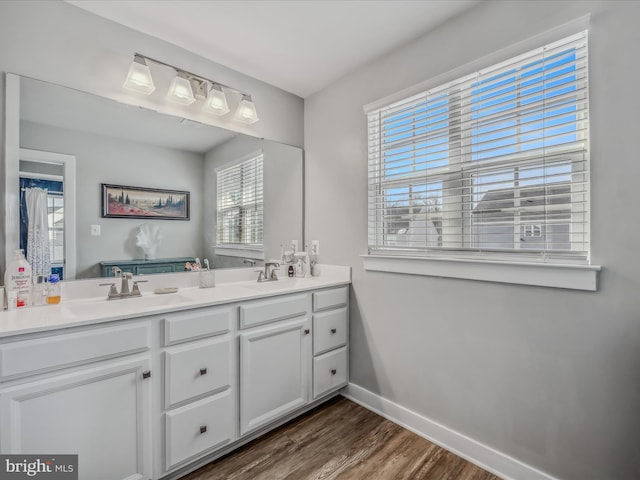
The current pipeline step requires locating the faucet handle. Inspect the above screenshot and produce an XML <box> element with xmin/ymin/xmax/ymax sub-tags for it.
<box><xmin>131</xmin><ymin>280</ymin><xmax>147</xmax><ymax>296</ymax></box>
<box><xmin>99</xmin><ymin>283</ymin><xmax>118</xmax><ymax>299</ymax></box>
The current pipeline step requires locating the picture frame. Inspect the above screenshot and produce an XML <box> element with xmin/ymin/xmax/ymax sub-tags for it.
<box><xmin>101</xmin><ymin>184</ymin><xmax>190</xmax><ymax>220</ymax></box>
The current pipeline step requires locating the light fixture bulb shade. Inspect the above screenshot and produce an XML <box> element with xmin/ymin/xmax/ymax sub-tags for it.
<box><xmin>122</xmin><ymin>57</ymin><xmax>155</xmax><ymax>95</ymax></box>
<box><xmin>167</xmin><ymin>73</ymin><xmax>196</xmax><ymax>105</ymax></box>
<box><xmin>204</xmin><ymin>84</ymin><xmax>230</xmax><ymax>115</ymax></box>
<box><xmin>234</xmin><ymin>95</ymin><xmax>259</xmax><ymax>124</ymax></box>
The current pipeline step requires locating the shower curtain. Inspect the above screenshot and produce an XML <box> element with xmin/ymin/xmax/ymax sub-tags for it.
<box><xmin>25</xmin><ymin>187</ymin><xmax>51</xmax><ymax>275</ymax></box>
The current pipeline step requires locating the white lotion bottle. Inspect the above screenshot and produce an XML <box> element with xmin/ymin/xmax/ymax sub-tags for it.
<box><xmin>4</xmin><ymin>249</ymin><xmax>33</xmax><ymax>308</ymax></box>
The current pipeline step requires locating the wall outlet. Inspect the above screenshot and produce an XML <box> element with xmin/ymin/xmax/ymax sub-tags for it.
<box><xmin>311</xmin><ymin>240</ymin><xmax>320</xmax><ymax>256</ymax></box>
<box><xmin>90</xmin><ymin>225</ymin><xmax>101</xmax><ymax>236</ymax></box>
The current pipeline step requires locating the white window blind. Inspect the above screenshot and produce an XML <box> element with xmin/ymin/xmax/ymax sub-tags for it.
<box><xmin>367</xmin><ymin>31</ymin><xmax>590</xmax><ymax>264</ymax></box>
<box><xmin>216</xmin><ymin>153</ymin><xmax>264</xmax><ymax>248</ymax></box>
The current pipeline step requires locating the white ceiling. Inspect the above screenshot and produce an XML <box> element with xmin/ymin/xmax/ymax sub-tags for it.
<box><xmin>66</xmin><ymin>0</ymin><xmax>480</xmax><ymax>98</ymax></box>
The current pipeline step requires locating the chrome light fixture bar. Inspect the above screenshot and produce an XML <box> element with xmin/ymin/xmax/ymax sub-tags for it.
<box><xmin>123</xmin><ymin>53</ymin><xmax>258</xmax><ymax>123</ymax></box>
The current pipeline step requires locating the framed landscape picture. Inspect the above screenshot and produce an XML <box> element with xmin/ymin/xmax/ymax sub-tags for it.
<box><xmin>102</xmin><ymin>184</ymin><xmax>190</xmax><ymax>220</ymax></box>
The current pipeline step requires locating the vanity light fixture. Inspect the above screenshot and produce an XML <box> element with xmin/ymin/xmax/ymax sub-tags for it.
<box><xmin>167</xmin><ymin>71</ymin><xmax>196</xmax><ymax>105</ymax></box>
<box><xmin>203</xmin><ymin>84</ymin><xmax>230</xmax><ymax>116</ymax></box>
<box><xmin>122</xmin><ymin>54</ymin><xmax>155</xmax><ymax>95</ymax></box>
<box><xmin>234</xmin><ymin>95</ymin><xmax>259</xmax><ymax>124</ymax></box>
<box><xmin>123</xmin><ymin>53</ymin><xmax>258</xmax><ymax>123</ymax></box>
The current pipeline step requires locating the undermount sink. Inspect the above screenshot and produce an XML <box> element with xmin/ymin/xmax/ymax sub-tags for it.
<box><xmin>61</xmin><ymin>293</ymin><xmax>191</xmax><ymax>317</ymax></box>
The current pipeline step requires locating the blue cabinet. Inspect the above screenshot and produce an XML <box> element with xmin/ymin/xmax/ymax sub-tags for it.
<box><xmin>99</xmin><ymin>257</ymin><xmax>194</xmax><ymax>277</ymax></box>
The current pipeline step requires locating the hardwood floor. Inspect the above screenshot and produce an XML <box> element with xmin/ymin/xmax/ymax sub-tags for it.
<box><xmin>181</xmin><ymin>396</ymin><xmax>502</xmax><ymax>480</ymax></box>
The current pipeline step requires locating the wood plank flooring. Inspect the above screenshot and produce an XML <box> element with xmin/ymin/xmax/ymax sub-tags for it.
<box><xmin>181</xmin><ymin>396</ymin><xmax>502</xmax><ymax>480</ymax></box>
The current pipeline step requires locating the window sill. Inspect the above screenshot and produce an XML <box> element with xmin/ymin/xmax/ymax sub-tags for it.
<box><xmin>214</xmin><ymin>246</ymin><xmax>264</xmax><ymax>260</ymax></box>
<box><xmin>361</xmin><ymin>255</ymin><xmax>600</xmax><ymax>291</ymax></box>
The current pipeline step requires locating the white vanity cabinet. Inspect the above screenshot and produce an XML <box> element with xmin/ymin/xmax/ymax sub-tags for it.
<box><xmin>161</xmin><ymin>306</ymin><xmax>236</xmax><ymax>473</ymax></box>
<box><xmin>0</xmin><ymin>275</ymin><xmax>351</xmax><ymax>480</ymax></box>
<box><xmin>238</xmin><ymin>293</ymin><xmax>311</xmax><ymax>435</ymax></box>
<box><xmin>0</xmin><ymin>321</ymin><xmax>153</xmax><ymax>480</ymax></box>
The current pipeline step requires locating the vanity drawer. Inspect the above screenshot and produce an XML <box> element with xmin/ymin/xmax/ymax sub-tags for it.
<box><xmin>165</xmin><ymin>389</ymin><xmax>234</xmax><ymax>470</ymax></box>
<box><xmin>165</xmin><ymin>335</ymin><xmax>232</xmax><ymax>408</ymax></box>
<box><xmin>313</xmin><ymin>346</ymin><xmax>348</xmax><ymax>398</ymax></box>
<box><xmin>164</xmin><ymin>306</ymin><xmax>232</xmax><ymax>346</ymax></box>
<box><xmin>0</xmin><ymin>322</ymin><xmax>150</xmax><ymax>379</ymax></box>
<box><xmin>239</xmin><ymin>293</ymin><xmax>308</xmax><ymax>329</ymax></box>
<box><xmin>312</xmin><ymin>286</ymin><xmax>348</xmax><ymax>312</ymax></box>
<box><xmin>313</xmin><ymin>307</ymin><xmax>348</xmax><ymax>355</ymax></box>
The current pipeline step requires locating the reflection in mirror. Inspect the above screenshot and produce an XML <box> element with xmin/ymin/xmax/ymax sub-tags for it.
<box><xmin>19</xmin><ymin>148</ymin><xmax>76</xmax><ymax>280</ymax></box>
<box><xmin>7</xmin><ymin>75</ymin><xmax>303</xmax><ymax>280</ymax></box>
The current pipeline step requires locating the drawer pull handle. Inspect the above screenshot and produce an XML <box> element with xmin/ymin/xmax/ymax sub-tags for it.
<box><xmin>330</xmin><ymin>328</ymin><xmax>337</xmax><ymax>334</ymax></box>
<box><xmin>142</xmin><ymin>370</ymin><xmax>151</xmax><ymax>380</ymax></box>
<box><xmin>331</xmin><ymin>368</ymin><xmax>337</xmax><ymax>375</ymax></box>
<box><xmin>304</xmin><ymin>329</ymin><xmax>310</xmax><ymax>335</ymax></box>
<box><xmin>200</xmin><ymin>367</ymin><xmax>208</xmax><ymax>376</ymax></box>
<box><xmin>200</xmin><ymin>425</ymin><xmax>207</xmax><ymax>434</ymax></box>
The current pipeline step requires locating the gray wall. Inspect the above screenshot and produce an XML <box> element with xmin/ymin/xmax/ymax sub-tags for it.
<box><xmin>305</xmin><ymin>1</ymin><xmax>640</xmax><ymax>479</ymax></box>
<box><xmin>21</xmin><ymin>121</ymin><xmax>204</xmax><ymax>278</ymax></box>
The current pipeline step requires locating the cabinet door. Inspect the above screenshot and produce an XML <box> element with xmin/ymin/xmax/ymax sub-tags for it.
<box><xmin>240</xmin><ymin>317</ymin><xmax>310</xmax><ymax>435</ymax></box>
<box><xmin>0</xmin><ymin>357</ymin><xmax>152</xmax><ymax>480</ymax></box>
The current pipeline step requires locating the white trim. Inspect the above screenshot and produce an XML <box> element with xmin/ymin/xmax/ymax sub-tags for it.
<box><xmin>342</xmin><ymin>383</ymin><xmax>560</xmax><ymax>480</ymax></box>
<box><xmin>4</xmin><ymin>73</ymin><xmax>21</xmax><ymax>273</ymax></box>
<box><xmin>364</xmin><ymin>14</ymin><xmax>591</xmax><ymax>113</ymax></box>
<box><xmin>214</xmin><ymin>245</ymin><xmax>265</xmax><ymax>260</ymax></box>
<box><xmin>19</xmin><ymin>172</ymin><xmax>64</xmax><ymax>182</ymax></box>
<box><xmin>362</xmin><ymin>254</ymin><xmax>600</xmax><ymax>291</ymax></box>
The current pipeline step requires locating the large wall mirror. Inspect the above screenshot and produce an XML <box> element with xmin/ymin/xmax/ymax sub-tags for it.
<box><xmin>3</xmin><ymin>74</ymin><xmax>303</xmax><ymax>280</ymax></box>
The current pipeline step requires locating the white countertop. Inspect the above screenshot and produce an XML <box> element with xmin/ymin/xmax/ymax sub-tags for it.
<box><xmin>0</xmin><ymin>265</ymin><xmax>351</xmax><ymax>338</ymax></box>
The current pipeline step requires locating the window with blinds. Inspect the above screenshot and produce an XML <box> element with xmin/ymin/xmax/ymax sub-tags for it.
<box><xmin>367</xmin><ymin>31</ymin><xmax>589</xmax><ymax>264</ymax></box>
<box><xmin>216</xmin><ymin>153</ymin><xmax>264</xmax><ymax>248</ymax></box>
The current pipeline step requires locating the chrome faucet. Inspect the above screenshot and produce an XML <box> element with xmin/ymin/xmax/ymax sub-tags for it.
<box><xmin>99</xmin><ymin>272</ymin><xmax>147</xmax><ymax>300</ymax></box>
<box><xmin>256</xmin><ymin>262</ymin><xmax>280</xmax><ymax>282</ymax></box>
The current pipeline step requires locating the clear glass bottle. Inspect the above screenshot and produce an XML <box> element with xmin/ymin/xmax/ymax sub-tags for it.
<box><xmin>32</xmin><ymin>275</ymin><xmax>49</xmax><ymax>306</ymax></box>
<box><xmin>47</xmin><ymin>274</ymin><xmax>61</xmax><ymax>304</ymax></box>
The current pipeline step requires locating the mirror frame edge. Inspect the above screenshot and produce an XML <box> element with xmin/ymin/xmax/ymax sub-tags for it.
<box><xmin>3</xmin><ymin>73</ymin><xmax>20</xmax><ymax>277</ymax></box>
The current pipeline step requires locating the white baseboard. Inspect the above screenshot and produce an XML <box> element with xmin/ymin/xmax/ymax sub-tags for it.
<box><xmin>342</xmin><ymin>383</ymin><xmax>560</xmax><ymax>480</ymax></box>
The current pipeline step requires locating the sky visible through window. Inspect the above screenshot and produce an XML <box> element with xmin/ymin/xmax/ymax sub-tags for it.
<box><xmin>377</xmin><ymin>46</ymin><xmax>580</xmax><ymax>251</ymax></box>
